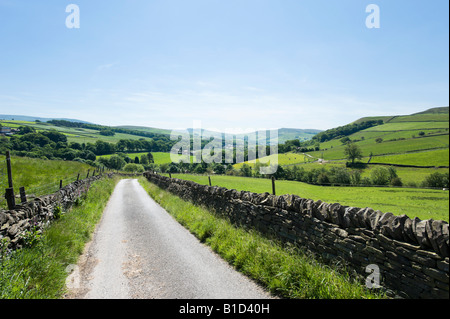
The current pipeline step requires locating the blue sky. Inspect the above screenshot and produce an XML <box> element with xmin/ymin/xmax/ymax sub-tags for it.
<box><xmin>0</xmin><ymin>0</ymin><xmax>448</xmax><ymax>132</ymax></box>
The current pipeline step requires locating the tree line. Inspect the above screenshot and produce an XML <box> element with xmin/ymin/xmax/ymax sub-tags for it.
<box><xmin>312</xmin><ymin>120</ymin><xmax>383</xmax><ymax>143</ymax></box>
<box><xmin>0</xmin><ymin>126</ymin><xmax>175</xmax><ymax>161</ymax></box>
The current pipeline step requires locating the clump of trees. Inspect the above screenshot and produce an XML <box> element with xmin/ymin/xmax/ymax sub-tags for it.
<box><xmin>422</xmin><ymin>172</ymin><xmax>449</xmax><ymax>189</ymax></box>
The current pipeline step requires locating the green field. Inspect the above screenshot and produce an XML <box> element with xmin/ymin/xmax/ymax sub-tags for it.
<box><xmin>165</xmin><ymin>174</ymin><xmax>449</xmax><ymax>222</ymax></box>
<box><xmin>0</xmin><ymin>155</ymin><xmax>94</xmax><ymax>208</ymax></box>
<box><xmin>370</xmin><ymin>149</ymin><xmax>449</xmax><ymax>167</ymax></box>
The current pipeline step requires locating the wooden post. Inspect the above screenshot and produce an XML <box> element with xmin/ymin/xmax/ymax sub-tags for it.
<box><xmin>19</xmin><ymin>187</ymin><xmax>27</xmax><ymax>204</ymax></box>
<box><xmin>60</xmin><ymin>180</ymin><xmax>63</xmax><ymax>189</ymax></box>
<box><xmin>77</xmin><ymin>173</ymin><xmax>80</xmax><ymax>181</ymax></box>
<box><xmin>6</xmin><ymin>151</ymin><xmax>13</xmax><ymax>188</ymax></box>
<box><xmin>86</xmin><ymin>170</ymin><xmax>90</xmax><ymax>178</ymax></box>
<box><xmin>169</xmin><ymin>173</ymin><xmax>172</xmax><ymax>179</ymax></box>
<box><xmin>5</xmin><ymin>151</ymin><xmax>15</xmax><ymax>210</ymax></box>
<box><xmin>271</xmin><ymin>176</ymin><xmax>276</xmax><ymax>196</ymax></box>
<box><xmin>208</xmin><ymin>176</ymin><xmax>212</xmax><ymax>187</ymax></box>
<box><xmin>5</xmin><ymin>188</ymin><xmax>15</xmax><ymax>210</ymax></box>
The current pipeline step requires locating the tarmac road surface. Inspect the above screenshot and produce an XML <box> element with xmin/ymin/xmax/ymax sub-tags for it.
<box><xmin>65</xmin><ymin>179</ymin><xmax>273</xmax><ymax>299</ymax></box>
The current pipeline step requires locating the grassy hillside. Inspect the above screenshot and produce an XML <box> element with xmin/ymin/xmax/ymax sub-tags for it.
<box><xmin>165</xmin><ymin>174</ymin><xmax>449</xmax><ymax>222</ymax></box>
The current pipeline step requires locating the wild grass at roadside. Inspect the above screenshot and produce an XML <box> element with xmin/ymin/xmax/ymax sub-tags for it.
<box><xmin>0</xmin><ymin>176</ymin><xmax>119</xmax><ymax>299</ymax></box>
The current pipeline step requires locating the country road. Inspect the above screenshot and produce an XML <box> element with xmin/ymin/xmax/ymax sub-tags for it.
<box><xmin>65</xmin><ymin>179</ymin><xmax>273</xmax><ymax>299</ymax></box>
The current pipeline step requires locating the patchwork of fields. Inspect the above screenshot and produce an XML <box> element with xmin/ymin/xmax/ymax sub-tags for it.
<box><xmin>1</xmin><ymin>108</ymin><xmax>449</xmax><ymax>222</ymax></box>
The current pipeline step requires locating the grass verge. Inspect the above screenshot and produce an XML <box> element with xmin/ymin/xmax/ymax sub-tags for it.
<box><xmin>138</xmin><ymin>177</ymin><xmax>385</xmax><ymax>299</ymax></box>
<box><xmin>0</xmin><ymin>175</ymin><xmax>119</xmax><ymax>299</ymax></box>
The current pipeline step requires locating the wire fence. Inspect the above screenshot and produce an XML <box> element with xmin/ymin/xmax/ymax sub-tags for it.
<box><xmin>0</xmin><ymin>154</ymin><xmax>100</xmax><ymax>210</ymax></box>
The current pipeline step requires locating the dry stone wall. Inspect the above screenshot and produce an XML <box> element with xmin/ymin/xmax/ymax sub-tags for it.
<box><xmin>0</xmin><ymin>175</ymin><xmax>104</xmax><ymax>250</ymax></box>
<box><xmin>144</xmin><ymin>172</ymin><xmax>449</xmax><ymax>299</ymax></box>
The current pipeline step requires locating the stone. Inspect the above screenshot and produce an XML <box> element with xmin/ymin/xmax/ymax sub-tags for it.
<box><xmin>329</xmin><ymin>203</ymin><xmax>343</xmax><ymax>226</ymax></box>
<box><xmin>378</xmin><ymin>212</ymin><xmax>395</xmax><ymax>233</ymax></box>
<box><xmin>390</xmin><ymin>215</ymin><xmax>409</xmax><ymax>241</ymax></box>
<box><xmin>368</xmin><ymin>210</ymin><xmax>383</xmax><ymax>231</ymax></box>
<box><xmin>427</xmin><ymin>220</ymin><xmax>449</xmax><ymax>258</ymax></box>
<box><xmin>343</xmin><ymin>207</ymin><xmax>359</xmax><ymax>228</ymax></box>
<box><xmin>414</xmin><ymin>220</ymin><xmax>431</xmax><ymax>249</ymax></box>
<box><xmin>315</xmin><ymin>202</ymin><xmax>328</xmax><ymax>221</ymax></box>
<box><xmin>403</xmin><ymin>217</ymin><xmax>416</xmax><ymax>243</ymax></box>
<box><xmin>7</xmin><ymin>224</ymin><xmax>20</xmax><ymax>237</ymax></box>
<box><xmin>423</xmin><ymin>267</ymin><xmax>449</xmax><ymax>283</ymax></box>
<box><xmin>331</xmin><ymin>227</ymin><xmax>348</xmax><ymax>238</ymax></box>
<box><xmin>437</xmin><ymin>260</ymin><xmax>449</xmax><ymax>273</ymax></box>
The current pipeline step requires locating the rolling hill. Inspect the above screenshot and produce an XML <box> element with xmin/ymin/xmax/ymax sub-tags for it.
<box><xmin>235</xmin><ymin>107</ymin><xmax>449</xmax><ymax>186</ymax></box>
<box><xmin>307</xmin><ymin>106</ymin><xmax>449</xmax><ymax>164</ymax></box>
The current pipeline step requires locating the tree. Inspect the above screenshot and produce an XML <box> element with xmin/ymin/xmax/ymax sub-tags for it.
<box><xmin>123</xmin><ymin>163</ymin><xmax>145</xmax><ymax>173</ymax></box>
<box><xmin>422</xmin><ymin>172</ymin><xmax>449</xmax><ymax>188</ymax></box>
<box><xmin>108</xmin><ymin>155</ymin><xmax>126</xmax><ymax>170</ymax></box>
<box><xmin>330</xmin><ymin>167</ymin><xmax>351</xmax><ymax>185</ymax></box>
<box><xmin>371</xmin><ymin>167</ymin><xmax>390</xmax><ymax>186</ymax></box>
<box><xmin>344</xmin><ymin>142</ymin><xmax>363</xmax><ymax>164</ymax></box>
<box><xmin>239</xmin><ymin>164</ymin><xmax>252</xmax><ymax>177</ymax></box>
<box><xmin>17</xmin><ymin>126</ymin><xmax>36</xmax><ymax>135</ymax></box>
<box><xmin>140</xmin><ymin>154</ymin><xmax>149</xmax><ymax>165</ymax></box>
<box><xmin>375</xmin><ymin>138</ymin><xmax>383</xmax><ymax>144</ymax></box>
<box><xmin>99</xmin><ymin>129</ymin><xmax>115</xmax><ymax>136</ymax></box>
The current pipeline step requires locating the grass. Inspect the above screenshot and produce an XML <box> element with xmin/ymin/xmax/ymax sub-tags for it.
<box><xmin>0</xmin><ymin>175</ymin><xmax>119</xmax><ymax>299</ymax></box>
<box><xmin>363</xmin><ymin>121</ymin><xmax>449</xmax><ymax>131</ymax></box>
<box><xmin>138</xmin><ymin>177</ymin><xmax>385</xmax><ymax>299</ymax></box>
<box><xmin>233</xmin><ymin>152</ymin><xmax>315</xmax><ymax>169</ymax></box>
<box><xmin>0</xmin><ymin>156</ymin><xmax>94</xmax><ymax>208</ymax></box>
<box><xmin>164</xmin><ymin>174</ymin><xmax>449</xmax><ymax>222</ymax></box>
<box><xmin>369</xmin><ymin>149</ymin><xmax>449</xmax><ymax>167</ymax></box>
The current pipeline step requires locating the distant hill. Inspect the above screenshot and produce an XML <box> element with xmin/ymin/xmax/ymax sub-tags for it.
<box><xmin>414</xmin><ymin>106</ymin><xmax>449</xmax><ymax>115</ymax></box>
<box><xmin>183</xmin><ymin>127</ymin><xmax>321</xmax><ymax>144</ymax></box>
<box><xmin>352</xmin><ymin>106</ymin><xmax>449</xmax><ymax>125</ymax></box>
<box><xmin>115</xmin><ymin>125</ymin><xmax>173</xmax><ymax>136</ymax></box>
<box><xmin>0</xmin><ymin>114</ymin><xmax>92</xmax><ymax>124</ymax></box>
<box><xmin>1</xmin><ymin>114</ymin><xmax>321</xmax><ymax>145</ymax></box>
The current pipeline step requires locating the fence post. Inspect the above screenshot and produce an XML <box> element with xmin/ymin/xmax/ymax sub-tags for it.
<box><xmin>6</xmin><ymin>151</ymin><xmax>13</xmax><ymax>188</ymax></box>
<box><xmin>208</xmin><ymin>176</ymin><xmax>212</xmax><ymax>187</ymax></box>
<box><xmin>77</xmin><ymin>173</ymin><xmax>80</xmax><ymax>181</ymax></box>
<box><xmin>86</xmin><ymin>170</ymin><xmax>90</xmax><ymax>178</ymax></box>
<box><xmin>19</xmin><ymin>187</ymin><xmax>27</xmax><ymax>204</ymax></box>
<box><xmin>5</xmin><ymin>188</ymin><xmax>15</xmax><ymax>210</ymax></box>
<box><xmin>5</xmin><ymin>151</ymin><xmax>15</xmax><ymax>210</ymax></box>
<box><xmin>60</xmin><ymin>180</ymin><xmax>63</xmax><ymax>189</ymax></box>
<box><xmin>272</xmin><ymin>176</ymin><xmax>276</xmax><ymax>196</ymax></box>
<box><xmin>169</xmin><ymin>173</ymin><xmax>172</xmax><ymax>179</ymax></box>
